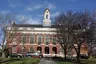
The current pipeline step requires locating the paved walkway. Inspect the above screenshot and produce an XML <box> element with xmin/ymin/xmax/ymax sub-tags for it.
<box><xmin>38</xmin><ymin>58</ymin><xmax>56</xmax><ymax>64</ymax></box>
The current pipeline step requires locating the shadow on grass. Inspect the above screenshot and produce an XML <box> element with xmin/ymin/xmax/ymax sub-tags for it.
<box><xmin>0</xmin><ymin>58</ymin><xmax>21</xmax><ymax>63</ymax></box>
<box><xmin>0</xmin><ymin>57</ymin><xmax>40</xmax><ymax>64</ymax></box>
<box><xmin>52</xmin><ymin>57</ymin><xmax>88</xmax><ymax>64</ymax></box>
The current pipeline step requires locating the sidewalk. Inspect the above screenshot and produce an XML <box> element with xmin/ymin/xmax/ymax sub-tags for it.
<box><xmin>38</xmin><ymin>58</ymin><xmax>56</xmax><ymax>64</ymax></box>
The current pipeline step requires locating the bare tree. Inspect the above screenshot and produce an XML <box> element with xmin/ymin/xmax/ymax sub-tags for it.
<box><xmin>55</xmin><ymin>11</ymin><xmax>96</xmax><ymax>62</ymax></box>
<box><xmin>0</xmin><ymin>13</ymin><xmax>26</xmax><ymax>58</ymax></box>
<box><xmin>55</xmin><ymin>12</ymin><xmax>74</xmax><ymax>60</ymax></box>
<box><xmin>85</xmin><ymin>21</ymin><xmax>96</xmax><ymax>57</ymax></box>
<box><xmin>71</xmin><ymin>11</ymin><xmax>96</xmax><ymax>62</ymax></box>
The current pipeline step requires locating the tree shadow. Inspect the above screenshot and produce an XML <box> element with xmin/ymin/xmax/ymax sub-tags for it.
<box><xmin>52</xmin><ymin>57</ymin><xmax>88</xmax><ymax>64</ymax></box>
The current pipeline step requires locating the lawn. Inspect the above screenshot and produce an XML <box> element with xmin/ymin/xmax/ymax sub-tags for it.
<box><xmin>56</xmin><ymin>58</ymin><xmax>96</xmax><ymax>64</ymax></box>
<box><xmin>81</xmin><ymin>59</ymin><xmax>96</xmax><ymax>64</ymax></box>
<box><xmin>56</xmin><ymin>61</ymin><xmax>72</xmax><ymax>64</ymax></box>
<box><xmin>0</xmin><ymin>57</ymin><xmax>40</xmax><ymax>64</ymax></box>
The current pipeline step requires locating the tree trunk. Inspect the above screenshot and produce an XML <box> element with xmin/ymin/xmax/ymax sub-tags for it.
<box><xmin>88</xmin><ymin>50</ymin><xmax>91</xmax><ymax>58</ymax></box>
<box><xmin>76</xmin><ymin>46</ymin><xmax>80</xmax><ymax>63</ymax></box>
<box><xmin>77</xmin><ymin>52</ymin><xmax>80</xmax><ymax>63</ymax></box>
<box><xmin>2</xmin><ymin>51</ymin><xmax>6</xmax><ymax>58</ymax></box>
<box><xmin>1</xmin><ymin>45</ymin><xmax>6</xmax><ymax>58</ymax></box>
<box><xmin>88</xmin><ymin>46</ymin><xmax>92</xmax><ymax>58</ymax></box>
<box><xmin>64</xmin><ymin>47</ymin><xmax>67</xmax><ymax>60</ymax></box>
<box><xmin>64</xmin><ymin>52</ymin><xmax>67</xmax><ymax>60</ymax></box>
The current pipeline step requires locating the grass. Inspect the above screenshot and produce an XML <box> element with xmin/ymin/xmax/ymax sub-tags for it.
<box><xmin>0</xmin><ymin>57</ymin><xmax>11</xmax><ymax>61</ymax></box>
<box><xmin>55</xmin><ymin>57</ymin><xmax>96</xmax><ymax>64</ymax></box>
<box><xmin>0</xmin><ymin>57</ymin><xmax>40</xmax><ymax>64</ymax></box>
<box><xmin>56</xmin><ymin>61</ymin><xmax>72</xmax><ymax>64</ymax></box>
<box><xmin>81</xmin><ymin>59</ymin><xmax>96</xmax><ymax>64</ymax></box>
<box><xmin>22</xmin><ymin>58</ymin><xmax>40</xmax><ymax>64</ymax></box>
<box><xmin>54</xmin><ymin>58</ymin><xmax>72</xmax><ymax>64</ymax></box>
<box><xmin>3</xmin><ymin>61</ymin><xmax>23</xmax><ymax>64</ymax></box>
<box><xmin>9</xmin><ymin>61</ymin><xmax>23</xmax><ymax>64</ymax></box>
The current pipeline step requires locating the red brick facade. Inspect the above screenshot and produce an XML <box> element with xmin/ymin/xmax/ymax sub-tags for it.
<box><xmin>8</xmin><ymin>33</ymin><xmax>61</xmax><ymax>56</ymax></box>
<box><xmin>7</xmin><ymin>33</ymin><xmax>88</xmax><ymax>57</ymax></box>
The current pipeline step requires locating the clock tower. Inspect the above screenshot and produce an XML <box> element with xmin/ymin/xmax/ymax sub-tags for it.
<box><xmin>43</xmin><ymin>8</ymin><xmax>51</xmax><ymax>26</ymax></box>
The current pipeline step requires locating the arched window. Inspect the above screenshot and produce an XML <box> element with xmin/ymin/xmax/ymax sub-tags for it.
<box><xmin>44</xmin><ymin>35</ymin><xmax>50</xmax><ymax>45</ymax></box>
<box><xmin>37</xmin><ymin>35</ymin><xmax>42</xmax><ymax>45</ymax></box>
<box><xmin>12</xmin><ymin>46</ymin><xmax>16</xmax><ymax>53</ymax></box>
<box><xmin>21</xmin><ymin>34</ymin><xmax>26</xmax><ymax>43</ymax></box>
<box><xmin>30</xmin><ymin>35</ymin><xmax>34</xmax><ymax>44</ymax></box>
<box><xmin>30</xmin><ymin>47</ymin><xmax>34</xmax><ymax>53</ymax></box>
<box><xmin>52</xmin><ymin>36</ymin><xmax>57</xmax><ymax>44</ymax></box>
<box><xmin>46</xmin><ymin>15</ymin><xmax>48</xmax><ymax>19</ymax></box>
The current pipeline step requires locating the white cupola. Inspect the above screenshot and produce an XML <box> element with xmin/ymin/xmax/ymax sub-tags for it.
<box><xmin>43</xmin><ymin>8</ymin><xmax>51</xmax><ymax>26</ymax></box>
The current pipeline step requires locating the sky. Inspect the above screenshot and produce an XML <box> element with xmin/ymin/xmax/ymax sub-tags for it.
<box><xmin>0</xmin><ymin>0</ymin><xmax>96</xmax><ymax>24</ymax></box>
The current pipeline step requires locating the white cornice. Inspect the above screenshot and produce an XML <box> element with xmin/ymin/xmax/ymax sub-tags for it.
<box><xmin>19</xmin><ymin>31</ymin><xmax>56</xmax><ymax>34</ymax></box>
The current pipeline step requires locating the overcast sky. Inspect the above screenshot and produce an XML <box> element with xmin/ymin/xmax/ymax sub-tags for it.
<box><xmin>0</xmin><ymin>0</ymin><xmax>96</xmax><ymax>24</ymax></box>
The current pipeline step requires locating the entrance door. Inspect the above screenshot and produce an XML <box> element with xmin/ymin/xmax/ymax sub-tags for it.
<box><xmin>45</xmin><ymin>47</ymin><xmax>49</xmax><ymax>54</ymax></box>
<box><xmin>52</xmin><ymin>47</ymin><xmax>57</xmax><ymax>54</ymax></box>
<box><xmin>37</xmin><ymin>47</ymin><xmax>42</xmax><ymax>53</ymax></box>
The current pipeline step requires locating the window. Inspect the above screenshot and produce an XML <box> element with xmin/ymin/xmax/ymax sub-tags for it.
<box><xmin>21</xmin><ymin>34</ymin><xmax>26</xmax><ymax>43</ymax></box>
<box><xmin>46</xmin><ymin>15</ymin><xmax>48</xmax><ymax>19</ymax></box>
<box><xmin>12</xmin><ymin>47</ymin><xmax>16</xmax><ymax>53</ymax></box>
<box><xmin>30</xmin><ymin>47</ymin><xmax>34</xmax><ymax>53</ymax></box>
<box><xmin>44</xmin><ymin>35</ymin><xmax>50</xmax><ymax>45</ymax></box>
<box><xmin>21</xmin><ymin>46</ymin><xmax>26</xmax><ymax>53</ymax></box>
<box><xmin>52</xmin><ymin>36</ymin><xmax>56</xmax><ymax>44</ymax></box>
<box><xmin>30</xmin><ymin>35</ymin><xmax>34</xmax><ymax>44</ymax></box>
<box><xmin>12</xmin><ymin>38</ymin><xmax>16</xmax><ymax>44</ymax></box>
<box><xmin>37</xmin><ymin>35</ymin><xmax>42</xmax><ymax>45</ymax></box>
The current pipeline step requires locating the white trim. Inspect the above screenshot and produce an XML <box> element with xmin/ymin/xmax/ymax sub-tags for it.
<box><xmin>45</xmin><ymin>45</ymin><xmax>48</xmax><ymax>46</ymax></box>
<box><xmin>7</xmin><ymin>27</ymin><xmax>56</xmax><ymax>31</ymax></box>
<box><xmin>49</xmin><ymin>44</ymin><xmax>53</xmax><ymax>45</ymax></box>
<box><xmin>19</xmin><ymin>31</ymin><xmax>56</xmax><ymax>34</ymax></box>
<box><xmin>53</xmin><ymin>45</ymin><xmax>56</xmax><ymax>47</ymax></box>
<box><xmin>38</xmin><ymin>45</ymin><xmax>41</xmax><ymax>46</ymax></box>
<box><xmin>34</xmin><ymin>28</ymin><xmax>55</xmax><ymax>31</ymax></box>
<box><xmin>9</xmin><ymin>42</ymin><xmax>17</xmax><ymax>45</ymax></box>
<box><xmin>27</xmin><ymin>28</ymin><xmax>31</xmax><ymax>30</ymax></box>
<box><xmin>9</xmin><ymin>43</ymin><xmax>38</xmax><ymax>45</ymax></box>
<box><xmin>41</xmin><ymin>44</ymin><xmax>45</xmax><ymax>45</ymax></box>
<box><xmin>18</xmin><ymin>27</ymin><xmax>23</xmax><ymax>30</ymax></box>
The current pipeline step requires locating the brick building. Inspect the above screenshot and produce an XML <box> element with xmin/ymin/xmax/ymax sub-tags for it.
<box><xmin>7</xmin><ymin>8</ymin><xmax>88</xmax><ymax>57</ymax></box>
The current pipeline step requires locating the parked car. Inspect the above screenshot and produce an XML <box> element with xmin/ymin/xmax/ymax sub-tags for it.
<box><xmin>26</xmin><ymin>52</ymin><xmax>33</xmax><ymax>57</ymax></box>
<box><xmin>80</xmin><ymin>54</ymin><xmax>89</xmax><ymax>59</ymax></box>
<box><xmin>26</xmin><ymin>52</ymin><xmax>43</xmax><ymax>58</ymax></box>
<box><xmin>32</xmin><ymin>52</ymin><xmax>42</xmax><ymax>58</ymax></box>
<box><xmin>8</xmin><ymin>53</ymin><xmax>22</xmax><ymax>58</ymax></box>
